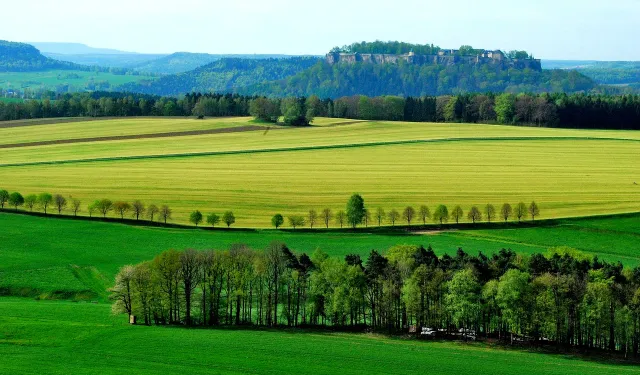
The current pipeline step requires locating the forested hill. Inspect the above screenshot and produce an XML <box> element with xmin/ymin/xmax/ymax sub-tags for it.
<box><xmin>239</xmin><ymin>61</ymin><xmax>596</xmax><ymax>98</ymax></box>
<box><xmin>0</xmin><ymin>40</ymin><xmax>82</xmax><ymax>72</ymax></box>
<box><xmin>119</xmin><ymin>57</ymin><xmax>321</xmax><ymax>96</ymax></box>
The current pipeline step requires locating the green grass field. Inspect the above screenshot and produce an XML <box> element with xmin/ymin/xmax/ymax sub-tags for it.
<box><xmin>2</xmin><ymin>212</ymin><xmax>639</xmax><ymax>301</ymax></box>
<box><xmin>0</xmin><ymin>117</ymin><xmax>638</xmax><ymax>226</ymax></box>
<box><xmin>0</xmin><ymin>297</ymin><xmax>637</xmax><ymax>375</ymax></box>
<box><xmin>0</xmin><ymin>69</ymin><xmax>152</xmax><ymax>92</ymax></box>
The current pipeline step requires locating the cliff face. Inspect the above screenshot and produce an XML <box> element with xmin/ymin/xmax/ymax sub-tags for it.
<box><xmin>326</xmin><ymin>52</ymin><xmax>542</xmax><ymax>71</ymax></box>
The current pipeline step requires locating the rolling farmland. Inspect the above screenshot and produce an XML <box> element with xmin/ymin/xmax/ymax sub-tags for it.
<box><xmin>0</xmin><ymin>117</ymin><xmax>639</xmax><ymax>226</ymax></box>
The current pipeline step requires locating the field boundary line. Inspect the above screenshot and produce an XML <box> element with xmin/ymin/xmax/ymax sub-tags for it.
<box><xmin>0</xmin><ymin>136</ymin><xmax>638</xmax><ymax>168</ymax></box>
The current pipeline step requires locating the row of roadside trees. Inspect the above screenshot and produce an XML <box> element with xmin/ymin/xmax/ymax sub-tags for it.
<box><xmin>270</xmin><ymin>196</ymin><xmax>540</xmax><ymax>229</ymax></box>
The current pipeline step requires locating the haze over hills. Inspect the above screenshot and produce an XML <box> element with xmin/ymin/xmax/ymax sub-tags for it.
<box><xmin>30</xmin><ymin>42</ymin><xmax>137</xmax><ymax>55</ymax></box>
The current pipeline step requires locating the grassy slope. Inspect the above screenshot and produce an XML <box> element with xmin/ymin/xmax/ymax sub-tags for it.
<box><xmin>1</xmin><ymin>298</ymin><xmax>637</xmax><ymax>375</ymax></box>
<box><xmin>1</xmin><ymin>212</ymin><xmax>639</xmax><ymax>301</ymax></box>
<box><xmin>0</xmin><ymin>70</ymin><xmax>152</xmax><ymax>91</ymax></box>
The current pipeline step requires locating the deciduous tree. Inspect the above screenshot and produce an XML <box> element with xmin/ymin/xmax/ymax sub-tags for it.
<box><xmin>485</xmin><ymin>204</ymin><xmax>496</xmax><ymax>223</ymax></box>
<box><xmin>346</xmin><ymin>194</ymin><xmax>366</xmax><ymax>228</ymax></box>
<box><xmin>132</xmin><ymin>200</ymin><xmax>145</xmax><ymax>220</ymax></box>
<box><xmin>403</xmin><ymin>206</ymin><xmax>416</xmax><ymax>225</ymax></box>
<box><xmin>468</xmin><ymin>206</ymin><xmax>482</xmax><ymax>223</ymax></box>
<box><xmin>419</xmin><ymin>205</ymin><xmax>430</xmax><ymax>225</ymax></box>
<box><xmin>515</xmin><ymin>202</ymin><xmax>527</xmax><ymax>223</ymax></box>
<box><xmin>271</xmin><ymin>214</ymin><xmax>284</xmax><ymax>229</ymax></box>
<box><xmin>223</xmin><ymin>211</ymin><xmax>235</xmax><ymax>227</ymax></box>
<box><xmin>190</xmin><ymin>210</ymin><xmax>203</xmax><ymax>226</ymax></box>
<box><xmin>433</xmin><ymin>205</ymin><xmax>449</xmax><ymax>224</ymax></box>
<box><xmin>207</xmin><ymin>213</ymin><xmax>220</xmax><ymax>227</ymax></box>
<box><xmin>160</xmin><ymin>205</ymin><xmax>172</xmax><ymax>223</ymax></box>
<box><xmin>8</xmin><ymin>192</ymin><xmax>24</xmax><ymax>211</ymax></box>
<box><xmin>529</xmin><ymin>201</ymin><xmax>540</xmax><ymax>221</ymax></box>
<box><xmin>452</xmin><ymin>205</ymin><xmax>464</xmax><ymax>224</ymax></box>
<box><xmin>37</xmin><ymin>193</ymin><xmax>53</xmax><ymax>214</ymax></box>
<box><xmin>147</xmin><ymin>204</ymin><xmax>159</xmax><ymax>222</ymax></box>
<box><xmin>388</xmin><ymin>209</ymin><xmax>400</xmax><ymax>226</ymax></box>
<box><xmin>321</xmin><ymin>208</ymin><xmax>332</xmax><ymax>228</ymax></box>
<box><xmin>114</xmin><ymin>201</ymin><xmax>131</xmax><ymax>219</ymax></box>
<box><xmin>335</xmin><ymin>210</ymin><xmax>346</xmax><ymax>228</ymax></box>
<box><xmin>375</xmin><ymin>207</ymin><xmax>385</xmax><ymax>226</ymax></box>
<box><xmin>0</xmin><ymin>190</ymin><xmax>8</xmax><ymax>209</ymax></box>
<box><xmin>24</xmin><ymin>194</ymin><xmax>37</xmax><ymax>211</ymax></box>
<box><xmin>71</xmin><ymin>198</ymin><xmax>81</xmax><ymax>216</ymax></box>
<box><xmin>308</xmin><ymin>210</ymin><xmax>318</xmax><ymax>229</ymax></box>
<box><xmin>288</xmin><ymin>215</ymin><xmax>305</xmax><ymax>229</ymax></box>
<box><xmin>501</xmin><ymin>203</ymin><xmax>512</xmax><ymax>222</ymax></box>
<box><xmin>54</xmin><ymin>194</ymin><xmax>67</xmax><ymax>214</ymax></box>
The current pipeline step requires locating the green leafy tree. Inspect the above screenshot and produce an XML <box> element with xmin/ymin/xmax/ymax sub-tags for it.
<box><xmin>501</xmin><ymin>203</ymin><xmax>512</xmax><ymax>222</ymax></box>
<box><xmin>189</xmin><ymin>211</ymin><xmax>203</xmax><ymax>226</ymax></box>
<box><xmin>37</xmin><ymin>193</ymin><xmax>53</xmax><ymax>214</ymax></box>
<box><xmin>207</xmin><ymin>213</ymin><xmax>220</xmax><ymax>227</ymax></box>
<box><xmin>281</xmin><ymin>97</ymin><xmax>309</xmax><ymax>126</ymax></box>
<box><xmin>375</xmin><ymin>207</ymin><xmax>385</xmax><ymax>226</ymax></box>
<box><xmin>24</xmin><ymin>194</ymin><xmax>37</xmax><ymax>211</ymax></box>
<box><xmin>485</xmin><ymin>204</ymin><xmax>496</xmax><ymax>223</ymax></box>
<box><xmin>388</xmin><ymin>209</ymin><xmax>400</xmax><ymax>226</ymax></box>
<box><xmin>271</xmin><ymin>214</ymin><xmax>284</xmax><ymax>229</ymax></box>
<box><xmin>495</xmin><ymin>93</ymin><xmax>515</xmax><ymax>124</ymax></box>
<box><xmin>497</xmin><ymin>269</ymin><xmax>532</xmax><ymax>341</ymax></box>
<box><xmin>403</xmin><ymin>206</ymin><xmax>416</xmax><ymax>225</ymax></box>
<box><xmin>433</xmin><ymin>205</ymin><xmax>449</xmax><ymax>224</ymax></box>
<box><xmin>8</xmin><ymin>192</ymin><xmax>24</xmax><ymax>210</ymax></box>
<box><xmin>321</xmin><ymin>208</ymin><xmax>333</xmax><ymax>228</ymax></box>
<box><xmin>446</xmin><ymin>269</ymin><xmax>481</xmax><ymax>337</ymax></box>
<box><xmin>452</xmin><ymin>205</ymin><xmax>464</xmax><ymax>224</ymax></box>
<box><xmin>0</xmin><ymin>189</ymin><xmax>8</xmax><ymax>209</ymax></box>
<box><xmin>223</xmin><ymin>211</ymin><xmax>235</xmax><ymax>228</ymax></box>
<box><xmin>288</xmin><ymin>215</ymin><xmax>305</xmax><ymax>229</ymax></box>
<box><xmin>54</xmin><ymin>194</ymin><xmax>67</xmax><ymax>214</ymax></box>
<box><xmin>467</xmin><ymin>206</ymin><xmax>482</xmax><ymax>223</ymax></box>
<box><xmin>515</xmin><ymin>202</ymin><xmax>527</xmax><ymax>222</ymax></box>
<box><xmin>419</xmin><ymin>205</ymin><xmax>430</xmax><ymax>225</ymax></box>
<box><xmin>346</xmin><ymin>194</ymin><xmax>366</xmax><ymax>228</ymax></box>
<box><xmin>529</xmin><ymin>201</ymin><xmax>540</xmax><ymax>221</ymax></box>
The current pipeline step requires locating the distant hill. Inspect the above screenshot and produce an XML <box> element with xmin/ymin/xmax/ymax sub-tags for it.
<box><xmin>30</xmin><ymin>42</ymin><xmax>136</xmax><ymax>55</ymax></box>
<box><xmin>119</xmin><ymin>57</ymin><xmax>321</xmax><ymax>95</ymax></box>
<box><xmin>129</xmin><ymin>53</ymin><xmax>304</xmax><ymax>74</ymax></box>
<box><xmin>544</xmin><ymin>60</ymin><xmax>640</xmax><ymax>85</ymax></box>
<box><xmin>0</xmin><ymin>40</ymin><xmax>82</xmax><ymax>72</ymax></box>
<box><xmin>42</xmin><ymin>53</ymin><xmax>167</xmax><ymax>68</ymax></box>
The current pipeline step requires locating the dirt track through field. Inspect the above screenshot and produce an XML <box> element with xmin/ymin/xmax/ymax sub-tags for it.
<box><xmin>0</xmin><ymin>125</ymin><xmax>269</xmax><ymax>149</ymax></box>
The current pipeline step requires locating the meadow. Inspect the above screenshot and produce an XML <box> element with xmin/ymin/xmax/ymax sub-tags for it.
<box><xmin>0</xmin><ymin>117</ymin><xmax>639</xmax><ymax>225</ymax></box>
<box><xmin>1</xmin><ymin>212</ymin><xmax>639</xmax><ymax>301</ymax></box>
<box><xmin>3</xmin><ymin>298</ymin><xmax>636</xmax><ymax>375</ymax></box>
<box><xmin>0</xmin><ymin>69</ymin><xmax>152</xmax><ymax>92</ymax></box>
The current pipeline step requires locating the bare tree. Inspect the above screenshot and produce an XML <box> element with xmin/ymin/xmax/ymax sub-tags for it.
<box><xmin>403</xmin><ymin>206</ymin><xmax>416</xmax><ymax>225</ymax></box>
<box><xmin>467</xmin><ymin>206</ymin><xmax>482</xmax><ymax>223</ymax></box>
<box><xmin>53</xmin><ymin>194</ymin><xmax>67</xmax><ymax>214</ymax></box>
<box><xmin>132</xmin><ymin>200</ymin><xmax>145</xmax><ymax>220</ymax></box>
<box><xmin>147</xmin><ymin>204</ymin><xmax>159</xmax><ymax>222</ymax></box>
<box><xmin>335</xmin><ymin>211</ymin><xmax>346</xmax><ymax>228</ymax></box>
<box><xmin>388</xmin><ymin>209</ymin><xmax>400</xmax><ymax>226</ymax></box>
<box><xmin>321</xmin><ymin>208</ymin><xmax>333</xmax><ymax>228</ymax></box>
<box><xmin>515</xmin><ymin>202</ymin><xmax>527</xmax><ymax>223</ymax></box>
<box><xmin>375</xmin><ymin>207</ymin><xmax>385</xmax><ymax>226</ymax></box>
<box><xmin>160</xmin><ymin>205</ymin><xmax>172</xmax><ymax>224</ymax></box>
<box><xmin>485</xmin><ymin>204</ymin><xmax>496</xmax><ymax>223</ymax></box>
<box><xmin>113</xmin><ymin>201</ymin><xmax>131</xmax><ymax>219</ymax></box>
<box><xmin>501</xmin><ymin>203</ymin><xmax>512</xmax><ymax>222</ymax></box>
<box><xmin>71</xmin><ymin>198</ymin><xmax>81</xmax><ymax>216</ymax></box>
<box><xmin>419</xmin><ymin>205</ymin><xmax>430</xmax><ymax>225</ymax></box>
<box><xmin>529</xmin><ymin>201</ymin><xmax>540</xmax><ymax>221</ymax></box>
<box><xmin>452</xmin><ymin>205</ymin><xmax>464</xmax><ymax>224</ymax></box>
<box><xmin>308</xmin><ymin>210</ymin><xmax>318</xmax><ymax>229</ymax></box>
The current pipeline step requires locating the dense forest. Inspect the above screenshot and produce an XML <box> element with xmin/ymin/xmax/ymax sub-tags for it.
<box><xmin>112</xmin><ymin>241</ymin><xmax>640</xmax><ymax>356</ymax></box>
<box><xmin>241</xmin><ymin>61</ymin><xmax>595</xmax><ymax>98</ymax></box>
<box><xmin>1</xmin><ymin>91</ymin><xmax>639</xmax><ymax>130</ymax></box>
<box><xmin>119</xmin><ymin>57</ymin><xmax>320</xmax><ymax>96</ymax></box>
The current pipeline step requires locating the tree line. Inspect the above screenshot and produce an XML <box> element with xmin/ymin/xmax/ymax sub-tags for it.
<box><xmin>112</xmin><ymin>241</ymin><xmax>640</xmax><ymax>357</ymax></box>
<box><xmin>269</xmin><ymin>200</ymin><xmax>540</xmax><ymax>229</ymax></box>
<box><xmin>2</xmin><ymin>91</ymin><xmax>639</xmax><ymax>130</ymax></box>
<box><xmin>0</xmin><ymin>189</ymin><xmax>183</xmax><ymax>225</ymax></box>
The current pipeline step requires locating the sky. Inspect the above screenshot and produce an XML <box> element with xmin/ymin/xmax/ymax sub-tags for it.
<box><xmin>2</xmin><ymin>0</ymin><xmax>639</xmax><ymax>60</ymax></box>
